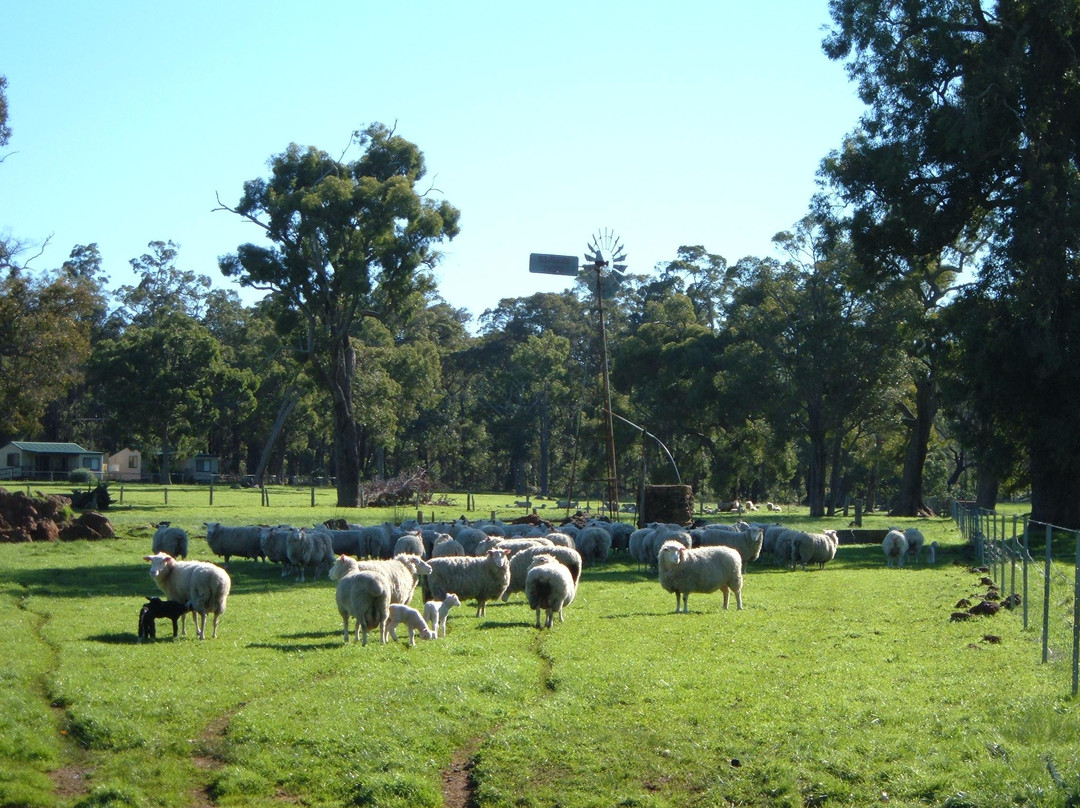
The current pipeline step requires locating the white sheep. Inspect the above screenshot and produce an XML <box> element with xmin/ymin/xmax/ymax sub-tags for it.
<box><xmin>423</xmin><ymin>548</ymin><xmax>511</xmax><ymax>617</ymax></box>
<box><xmin>385</xmin><ymin>603</ymin><xmax>437</xmax><ymax>645</ymax></box>
<box><xmin>285</xmin><ymin>527</ymin><xmax>333</xmax><ymax>582</ymax></box>
<box><xmin>695</xmin><ymin>525</ymin><xmax>764</xmax><ymax>572</ymax></box>
<box><xmin>204</xmin><ymin>522</ymin><xmax>266</xmax><ymax>567</ymax></box>
<box><xmin>476</xmin><ymin>536</ymin><xmax>553</xmax><ymax>557</ymax></box>
<box><xmin>423</xmin><ymin>593</ymin><xmax>461</xmax><ymax>637</ymax></box>
<box><xmin>926</xmin><ymin>540</ymin><xmax>939</xmax><ymax>565</ymax></box>
<box><xmin>656</xmin><ymin>540</ymin><xmax>743</xmax><ymax>613</ymax></box>
<box><xmin>152</xmin><ymin>521</ymin><xmax>189</xmax><ymax>559</ymax></box>
<box><xmin>772</xmin><ymin>528</ymin><xmax>801</xmax><ymax>567</ymax></box>
<box><xmin>501</xmin><ymin>544</ymin><xmax>583</xmax><ymax>602</ymax></box>
<box><xmin>574</xmin><ymin>525</ymin><xmax>612</xmax><ymax>564</ymax></box>
<box><xmin>144</xmin><ymin>552</ymin><xmax>231</xmax><ymax>639</ymax></box>
<box><xmin>883</xmin><ymin>530</ymin><xmax>909</xmax><ymax>568</ymax></box>
<box><xmin>767</xmin><ymin>502</ymin><xmax>782</xmax><ymax>513</ymax></box>
<box><xmin>260</xmin><ymin>524</ymin><xmax>293</xmax><ymax>576</ymax></box>
<box><xmin>392</xmin><ymin>530</ymin><xmax>426</xmax><ymax>559</ymax></box>
<box><xmin>352</xmin><ymin>554</ymin><xmax>432</xmax><ymax>607</ymax></box>
<box><xmin>328</xmin><ymin>554</ymin><xmax>390</xmax><ymax>645</ymax></box>
<box><xmin>455</xmin><ymin>526</ymin><xmax>490</xmax><ymax>556</ymax></box>
<box><xmin>431</xmin><ymin>533</ymin><xmax>465</xmax><ymax>558</ymax></box>
<box><xmin>792</xmin><ymin>529</ymin><xmax>839</xmax><ymax>571</ymax></box>
<box><xmin>544</xmin><ymin>531</ymin><xmax>576</xmax><ymax>550</ymax></box>
<box><xmin>904</xmin><ymin>527</ymin><xmax>925</xmax><ymax>564</ymax></box>
<box><xmin>525</xmin><ymin>553</ymin><xmax>577</xmax><ymax>628</ymax></box>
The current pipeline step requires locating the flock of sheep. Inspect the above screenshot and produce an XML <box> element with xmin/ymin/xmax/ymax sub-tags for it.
<box><xmin>140</xmin><ymin>514</ymin><xmax>937</xmax><ymax>643</ymax></box>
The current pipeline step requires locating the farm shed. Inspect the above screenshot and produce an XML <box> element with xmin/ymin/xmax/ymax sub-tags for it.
<box><xmin>106</xmin><ymin>447</ymin><xmax>143</xmax><ymax>482</ymax></box>
<box><xmin>181</xmin><ymin>454</ymin><xmax>219</xmax><ymax>483</ymax></box>
<box><xmin>0</xmin><ymin>441</ymin><xmax>105</xmax><ymax>481</ymax></box>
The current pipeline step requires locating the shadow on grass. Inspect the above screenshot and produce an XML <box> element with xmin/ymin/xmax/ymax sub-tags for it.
<box><xmin>246</xmin><ymin>639</ymin><xmax>342</xmax><ymax>653</ymax></box>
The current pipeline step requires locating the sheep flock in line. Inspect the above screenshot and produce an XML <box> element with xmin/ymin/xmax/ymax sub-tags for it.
<box><xmin>138</xmin><ymin>513</ymin><xmax>938</xmax><ymax>643</ymax></box>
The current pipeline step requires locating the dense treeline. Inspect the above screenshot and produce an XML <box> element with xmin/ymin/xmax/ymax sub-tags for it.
<box><xmin>5</xmin><ymin>0</ymin><xmax>1080</xmax><ymax>526</ymax></box>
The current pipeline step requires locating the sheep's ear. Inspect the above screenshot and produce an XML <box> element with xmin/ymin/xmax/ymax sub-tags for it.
<box><xmin>143</xmin><ymin>555</ymin><xmax>154</xmax><ymax>562</ymax></box>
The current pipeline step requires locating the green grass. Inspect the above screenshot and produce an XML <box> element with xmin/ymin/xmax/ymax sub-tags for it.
<box><xmin>1</xmin><ymin>484</ymin><xmax>1079</xmax><ymax>807</ymax></box>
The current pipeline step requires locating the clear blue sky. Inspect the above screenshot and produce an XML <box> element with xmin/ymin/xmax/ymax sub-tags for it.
<box><xmin>3</xmin><ymin>1</ymin><xmax>865</xmax><ymax>323</ymax></box>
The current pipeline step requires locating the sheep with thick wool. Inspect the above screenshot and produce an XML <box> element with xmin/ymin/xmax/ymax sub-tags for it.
<box><xmin>423</xmin><ymin>593</ymin><xmax>461</xmax><ymax>637</ymax></box>
<box><xmin>656</xmin><ymin>540</ymin><xmax>743</xmax><ymax>613</ymax></box>
<box><xmin>695</xmin><ymin>525</ymin><xmax>764</xmax><ymax>572</ymax></box>
<box><xmin>392</xmin><ymin>530</ymin><xmax>426</xmax><ymax>559</ymax></box>
<box><xmin>144</xmin><ymin>552</ymin><xmax>231</xmax><ymax>639</ymax></box>
<box><xmin>904</xmin><ymin>527</ymin><xmax>926</xmax><ymax>564</ymax></box>
<box><xmin>883</xmin><ymin>529</ymin><xmax>909</xmax><ymax>568</ymax></box>
<box><xmin>431</xmin><ymin>534</ymin><xmax>465</xmax><ymax>558</ymax></box>
<box><xmin>152</xmin><ymin>522</ymin><xmax>189</xmax><ymax>559</ymax></box>
<box><xmin>353</xmin><ymin>554</ymin><xmax>432</xmax><ymax>607</ymax></box>
<box><xmin>501</xmin><ymin>544</ymin><xmax>583</xmax><ymax>602</ymax></box>
<box><xmin>204</xmin><ymin>522</ymin><xmax>266</xmax><ymax>567</ymax></box>
<box><xmin>574</xmin><ymin>525</ymin><xmax>612</xmax><ymax>564</ymax></box>
<box><xmin>525</xmin><ymin>553</ymin><xmax>577</xmax><ymax>628</ymax></box>
<box><xmin>423</xmin><ymin>548</ymin><xmax>511</xmax><ymax>617</ymax></box>
<box><xmin>328</xmin><ymin>554</ymin><xmax>391</xmax><ymax>645</ymax></box>
<box><xmin>792</xmin><ymin>529</ymin><xmax>839</xmax><ymax>571</ymax></box>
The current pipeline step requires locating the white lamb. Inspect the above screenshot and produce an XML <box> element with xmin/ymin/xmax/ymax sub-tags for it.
<box><xmin>423</xmin><ymin>548</ymin><xmax>511</xmax><ymax>617</ymax></box>
<box><xmin>151</xmin><ymin>521</ymin><xmax>189</xmax><ymax>559</ymax></box>
<box><xmin>656</xmin><ymin>540</ymin><xmax>743</xmax><ymax>613</ymax></box>
<box><xmin>385</xmin><ymin>604</ymin><xmax>437</xmax><ymax>645</ymax></box>
<box><xmin>525</xmin><ymin>553</ymin><xmax>577</xmax><ymax>629</ymax></box>
<box><xmin>926</xmin><ymin>540</ymin><xmax>939</xmax><ymax>565</ymax></box>
<box><xmin>328</xmin><ymin>554</ymin><xmax>390</xmax><ymax>645</ymax></box>
<box><xmin>423</xmin><ymin>593</ymin><xmax>461</xmax><ymax>637</ymax></box>
<box><xmin>883</xmin><ymin>529</ymin><xmax>909</xmax><ymax>568</ymax></box>
<box><xmin>144</xmin><ymin>552</ymin><xmax>231</xmax><ymax>639</ymax></box>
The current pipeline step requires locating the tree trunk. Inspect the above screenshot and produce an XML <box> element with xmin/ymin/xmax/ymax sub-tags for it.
<box><xmin>975</xmin><ymin>471</ymin><xmax>998</xmax><ymax>511</ymax></box>
<box><xmin>254</xmin><ymin>385</ymin><xmax>299</xmax><ymax>485</ymax></box>
<box><xmin>1029</xmin><ymin>431</ymin><xmax>1080</xmax><ymax>529</ymax></box>
<box><xmin>806</xmin><ymin>399</ymin><xmax>827</xmax><ymax>517</ymax></box>
<box><xmin>327</xmin><ymin>334</ymin><xmax>361</xmax><ymax>508</ymax></box>
<box><xmin>826</xmin><ymin>434</ymin><xmax>843</xmax><ymax>517</ymax></box>
<box><xmin>891</xmin><ymin>375</ymin><xmax>937</xmax><ymax>516</ymax></box>
<box><xmin>538</xmin><ymin>395</ymin><xmax>550</xmax><ymax>498</ymax></box>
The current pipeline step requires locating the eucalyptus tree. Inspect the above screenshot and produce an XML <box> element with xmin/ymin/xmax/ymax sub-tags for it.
<box><xmin>112</xmin><ymin>240</ymin><xmax>212</xmax><ymax>326</ymax></box>
<box><xmin>823</xmin><ymin>0</ymin><xmax>1080</xmax><ymax>527</ymax></box>
<box><xmin>218</xmin><ymin>124</ymin><xmax>460</xmax><ymax>507</ymax></box>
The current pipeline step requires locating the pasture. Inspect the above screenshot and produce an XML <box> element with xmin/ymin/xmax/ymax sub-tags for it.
<box><xmin>1</xmin><ymin>484</ymin><xmax>1078</xmax><ymax>807</ymax></box>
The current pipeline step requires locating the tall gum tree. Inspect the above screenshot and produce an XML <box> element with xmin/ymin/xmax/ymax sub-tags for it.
<box><xmin>218</xmin><ymin>125</ymin><xmax>460</xmax><ymax>507</ymax></box>
<box><xmin>823</xmin><ymin>0</ymin><xmax>1080</xmax><ymax>528</ymax></box>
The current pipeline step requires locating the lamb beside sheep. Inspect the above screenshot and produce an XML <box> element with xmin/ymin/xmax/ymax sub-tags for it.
<box><xmin>385</xmin><ymin>604</ymin><xmax>437</xmax><ymax>645</ymax></box>
<box><xmin>144</xmin><ymin>552</ymin><xmax>232</xmax><ymax>639</ymax></box>
<box><xmin>525</xmin><ymin>553</ymin><xmax>577</xmax><ymax>628</ymax></box>
<box><xmin>137</xmin><ymin>596</ymin><xmax>190</xmax><ymax>641</ymax></box>
<box><xmin>423</xmin><ymin>548</ymin><xmax>511</xmax><ymax>617</ymax></box>
<box><xmin>152</xmin><ymin>522</ymin><xmax>188</xmax><ymax>559</ymax></box>
<box><xmin>328</xmin><ymin>554</ymin><xmax>390</xmax><ymax>645</ymax></box>
<box><xmin>657</xmin><ymin>540</ymin><xmax>743</xmax><ymax>613</ymax></box>
<box><xmin>883</xmin><ymin>529</ymin><xmax>909</xmax><ymax>568</ymax></box>
<box><xmin>424</xmin><ymin>593</ymin><xmax>461</xmax><ymax>637</ymax></box>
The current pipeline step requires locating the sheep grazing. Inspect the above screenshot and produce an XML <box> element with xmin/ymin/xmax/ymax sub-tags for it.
<box><xmin>657</xmin><ymin>540</ymin><xmax>743</xmax><ymax>613</ymax></box>
<box><xmin>525</xmin><ymin>553</ymin><xmax>577</xmax><ymax>629</ymax></box>
<box><xmin>204</xmin><ymin>522</ymin><xmax>266</xmax><ymax>567</ymax></box>
<box><xmin>144</xmin><ymin>552</ymin><xmax>231</xmax><ymax>639</ymax></box>
<box><xmin>883</xmin><ymin>530</ymin><xmax>909</xmax><ymax>568</ymax></box>
<box><xmin>574</xmin><ymin>525</ymin><xmax>612</xmax><ymax>564</ymax></box>
<box><xmin>152</xmin><ymin>522</ymin><xmax>189</xmax><ymax>559</ymax></box>
<box><xmin>695</xmin><ymin>526</ymin><xmax>764</xmax><ymax>572</ymax></box>
<box><xmin>137</xmin><ymin>596</ymin><xmax>191</xmax><ymax>641</ymax></box>
<box><xmin>792</xmin><ymin>529</ymin><xmax>839</xmax><ymax>571</ymax></box>
<box><xmin>501</xmin><ymin>544</ymin><xmax>583</xmax><ymax>602</ymax></box>
<box><xmin>423</xmin><ymin>593</ymin><xmax>461</xmax><ymax>637</ymax></box>
<box><xmin>424</xmin><ymin>548</ymin><xmax>512</xmax><ymax>617</ymax></box>
<box><xmin>328</xmin><ymin>554</ymin><xmax>390</xmax><ymax>645</ymax></box>
<box><xmin>385</xmin><ymin>604</ymin><xmax>437</xmax><ymax>645</ymax></box>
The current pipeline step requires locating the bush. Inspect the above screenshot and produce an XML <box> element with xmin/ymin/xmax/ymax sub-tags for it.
<box><xmin>68</xmin><ymin>468</ymin><xmax>100</xmax><ymax>484</ymax></box>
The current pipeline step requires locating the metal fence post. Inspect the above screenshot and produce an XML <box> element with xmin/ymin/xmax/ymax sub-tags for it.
<box><xmin>1023</xmin><ymin>516</ymin><xmax>1030</xmax><ymax>630</ymax></box>
<box><xmin>1043</xmin><ymin>523</ymin><xmax>1052</xmax><ymax>664</ymax></box>
<box><xmin>1073</xmin><ymin>532</ymin><xmax>1080</xmax><ymax>696</ymax></box>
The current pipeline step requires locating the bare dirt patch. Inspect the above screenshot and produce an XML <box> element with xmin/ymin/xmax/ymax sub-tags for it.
<box><xmin>442</xmin><ymin>738</ymin><xmax>481</xmax><ymax>808</ymax></box>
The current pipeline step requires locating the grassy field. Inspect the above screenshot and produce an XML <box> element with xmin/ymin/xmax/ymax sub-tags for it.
<box><xmin>1</xmin><ymin>483</ymin><xmax>1078</xmax><ymax>807</ymax></box>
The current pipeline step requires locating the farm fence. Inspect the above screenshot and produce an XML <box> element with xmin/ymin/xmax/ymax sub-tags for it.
<box><xmin>951</xmin><ymin>502</ymin><xmax>1080</xmax><ymax>696</ymax></box>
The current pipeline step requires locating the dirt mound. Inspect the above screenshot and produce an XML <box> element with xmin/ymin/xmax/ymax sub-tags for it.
<box><xmin>0</xmin><ymin>487</ymin><xmax>114</xmax><ymax>543</ymax></box>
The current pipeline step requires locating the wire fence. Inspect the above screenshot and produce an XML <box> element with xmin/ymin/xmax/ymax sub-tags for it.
<box><xmin>951</xmin><ymin>502</ymin><xmax>1080</xmax><ymax>696</ymax></box>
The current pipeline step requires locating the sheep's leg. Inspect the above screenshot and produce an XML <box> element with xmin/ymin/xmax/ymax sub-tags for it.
<box><xmin>195</xmin><ymin>612</ymin><xmax>206</xmax><ymax>640</ymax></box>
<box><xmin>722</xmin><ymin>588</ymin><xmax>730</xmax><ymax>610</ymax></box>
<box><xmin>534</xmin><ymin>608</ymin><xmax>542</xmax><ymax>629</ymax></box>
<box><xmin>211</xmin><ymin>613</ymin><xmax>220</xmax><ymax>639</ymax></box>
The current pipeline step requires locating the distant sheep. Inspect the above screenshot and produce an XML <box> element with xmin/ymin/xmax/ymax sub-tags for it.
<box><xmin>455</xmin><ymin>527</ymin><xmax>490</xmax><ymax>556</ymax></box>
<box><xmin>767</xmin><ymin>502</ymin><xmax>782</xmax><ymax>513</ymax></box>
<box><xmin>477</xmin><ymin>536</ymin><xmax>552</xmax><ymax>557</ymax></box>
<box><xmin>328</xmin><ymin>554</ymin><xmax>390</xmax><ymax>645</ymax></box>
<box><xmin>574</xmin><ymin>525</ymin><xmax>612</xmax><ymax>564</ymax></box>
<box><xmin>695</xmin><ymin>526</ymin><xmax>764</xmax><ymax>572</ymax></box>
<box><xmin>144</xmin><ymin>552</ymin><xmax>231</xmax><ymax>639</ymax></box>
<box><xmin>904</xmin><ymin>527</ymin><xmax>926</xmax><ymax>564</ymax></box>
<box><xmin>137</xmin><ymin>596</ymin><xmax>190</xmax><ymax>641</ymax></box>
<box><xmin>423</xmin><ymin>593</ymin><xmax>461</xmax><ymax>637</ymax></box>
<box><xmin>545</xmin><ymin>531</ymin><xmax>576</xmax><ymax>550</ymax></box>
<box><xmin>152</xmin><ymin>522</ymin><xmax>188</xmax><ymax>559</ymax></box>
<box><xmin>792</xmin><ymin>529</ymin><xmax>839</xmax><ymax>571</ymax></box>
<box><xmin>385</xmin><ymin>604</ymin><xmax>437</xmax><ymax>645</ymax></box>
<box><xmin>883</xmin><ymin>530</ymin><xmax>909</xmax><ymax>568</ymax></box>
<box><xmin>393</xmin><ymin>530</ymin><xmax>427</xmax><ymax>559</ymax></box>
<box><xmin>657</xmin><ymin>540</ymin><xmax>743</xmax><ymax>613</ymax></box>
<box><xmin>525</xmin><ymin>553</ymin><xmax>577</xmax><ymax>628</ymax></box>
<box><xmin>424</xmin><ymin>548</ymin><xmax>511</xmax><ymax>617</ymax></box>
<box><xmin>260</xmin><ymin>525</ymin><xmax>293</xmax><ymax>576</ymax></box>
<box><xmin>431</xmin><ymin>534</ymin><xmax>465</xmax><ymax>558</ymax></box>
<box><xmin>926</xmin><ymin>541</ymin><xmax>939</xmax><ymax>565</ymax></box>
<box><xmin>204</xmin><ymin>522</ymin><xmax>266</xmax><ymax>567</ymax></box>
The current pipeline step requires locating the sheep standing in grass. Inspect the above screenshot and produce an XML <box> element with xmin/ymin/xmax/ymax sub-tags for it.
<box><xmin>152</xmin><ymin>522</ymin><xmax>189</xmax><ymax>559</ymax></box>
<box><xmin>204</xmin><ymin>522</ymin><xmax>266</xmax><ymax>567</ymax></box>
<box><xmin>385</xmin><ymin>604</ymin><xmax>437</xmax><ymax>645</ymax></box>
<box><xmin>431</xmin><ymin>534</ymin><xmax>465</xmax><ymax>558</ymax></box>
<box><xmin>328</xmin><ymin>554</ymin><xmax>390</xmax><ymax>645</ymax></box>
<box><xmin>883</xmin><ymin>530</ymin><xmax>909</xmax><ymax>568</ymax></box>
<box><xmin>423</xmin><ymin>548</ymin><xmax>511</xmax><ymax>617</ymax></box>
<box><xmin>793</xmin><ymin>529</ymin><xmax>839</xmax><ymax>571</ymax></box>
<box><xmin>501</xmin><ymin>545</ymin><xmax>583</xmax><ymax>602</ymax></box>
<box><xmin>695</xmin><ymin>526</ymin><xmax>764</xmax><ymax>572</ymax></box>
<box><xmin>657</xmin><ymin>540</ymin><xmax>743</xmax><ymax>613</ymax></box>
<box><xmin>525</xmin><ymin>553</ymin><xmax>577</xmax><ymax>628</ymax></box>
<box><xmin>455</xmin><ymin>526</ymin><xmax>489</xmax><ymax>556</ymax></box>
<box><xmin>352</xmin><ymin>554</ymin><xmax>432</xmax><ymax>608</ymax></box>
<box><xmin>424</xmin><ymin>593</ymin><xmax>461</xmax><ymax>637</ymax></box>
<box><xmin>574</xmin><ymin>525</ymin><xmax>612</xmax><ymax>564</ymax></box>
<box><xmin>926</xmin><ymin>541</ymin><xmax>939</xmax><ymax>565</ymax></box>
<box><xmin>393</xmin><ymin>530</ymin><xmax>426</xmax><ymax>559</ymax></box>
<box><xmin>144</xmin><ymin>552</ymin><xmax>232</xmax><ymax>639</ymax></box>
<box><xmin>904</xmin><ymin>527</ymin><xmax>926</xmax><ymax>564</ymax></box>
